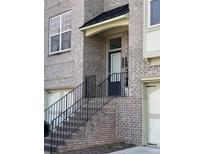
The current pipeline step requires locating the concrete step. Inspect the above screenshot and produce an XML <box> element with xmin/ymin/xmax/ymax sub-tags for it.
<box><xmin>52</xmin><ymin>131</ymin><xmax>73</xmax><ymax>138</ymax></box>
<box><xmin>44</xmin><ymin>143</ymin><xmax>57</xmax><ymax>152</ymax></box>
<box><xmin>69</xmin><ymin>116</ymin><xmax>87</xmax><ymax>122</ymax></box>
<box><xmin>44</xmin><ymin>142</ymin><xmax>68</xmax><ymax>153</ymax></box>
<box><xmin>80</xmin><ymin>107</ymin><xmax>101</xmax><ymax>111</ymax></box>
<box><xmin>72</xmin><ymin>110</ymin><xmax>97</xmax><ymax>117</ymax></box>
<box><xmin>62</xmin><ymin>120</ymin><xmax>85</xmax><ymax>126</ymax></box>
<box><xmin>56</xmin><ymin>125</ymin><xmax>79</xmax><ymax>132</ymax></box>
<box><xmin>44</xmin><ymin>136</ymin><xmax>65</xmax><ymax>145</ymax></box>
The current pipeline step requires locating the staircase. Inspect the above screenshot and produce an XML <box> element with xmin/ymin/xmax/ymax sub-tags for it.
<box><xmin>44</xmin><ymin>72</ymin><xmax>128</xmax><ymax>153</ymax></box>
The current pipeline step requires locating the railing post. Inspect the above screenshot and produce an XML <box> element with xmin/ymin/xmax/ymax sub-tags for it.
<box><xmin>65</xmin><ymin>95</ymin><xmax>68</xmax><ymax>119</ymax></box>
<box><xmin>86</xmin><ymin>99</ymin><xmax>89</xmax><ymax>122</ymax></box>
<box><xmin>50</xmin><ymin>121</ymin><xmax>53</xmax><ymax>154</ymax></box>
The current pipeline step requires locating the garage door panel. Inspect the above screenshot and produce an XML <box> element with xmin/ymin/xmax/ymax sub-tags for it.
<box><xmin>46</xmin><ymin>89</ymin><xmax>73</xmax><ymax>123</ymax></box>
<box><xmin>148</xmin><ymin>88</ymin><xmax>160</xmax><ymax>114</ymax></box>
<box><xmin>149</xmin><ymin>129</ymin><xmax>160</xmax><ymax>144</ymax></box>
<box><xmin>146</xmin><ymin>82</ymin><xmax>160</xmax><ymax>146</ymax></box>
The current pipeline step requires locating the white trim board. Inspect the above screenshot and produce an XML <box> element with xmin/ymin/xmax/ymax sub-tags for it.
<box><xmin>141</xmin><ymin>81</ymin><xmax>160</xmax><ymax>147</ymax></box>
<box><xmin>141</xmin><ymin>77</ymin><xmax>160</xmax><ymax>81</ymax></box>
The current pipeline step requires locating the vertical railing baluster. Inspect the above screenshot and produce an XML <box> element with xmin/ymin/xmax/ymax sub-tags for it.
<box><xmin>86</xmin><ymin>99</ymin><xmax>88</xmax><ymax>121</ymax></box>
<box><xmin>101</xmin><ymin>84</ymin><xmax>102</xmax><ymax>107</ymax></box>
<box><xmin>125</xmin><ymin>72</ymin><xmax>126</xmax><ymax>96</ymax></box>
<box><xmin>75</xmin><ymin>103</ymin><xmax>77</xmax><ymax>130</ymax></box>
<box><xmin>65</xmin><ymin>95</ymin><xmax>68</xmax><ymax>119</ymax></box>
<box><xmin>123</xmin><ymin>72</ymin><xmax>124</xmax><ymax>96</ymax></box>
<box><xmin>53</xmin><ymin>105</ymin><xmax>55</xmax><ymax>123</ymax></box>
<box><xmin>121</xmin><ymin>73</ymin><xmax>122</xmax><ymax>96</ymax></box>
<box><xmin>50</xmin><ymin>121</ymin><xmax>53</xmax><ymax>154</ymax></box>
<box><xmin>115</xmin><ymin>73</ymin><xmax>117</xmax><ymax>97</ymax></box>
<box><xmin>124</xmin><ymin>72</ymin><xmax>125</xmax><ymax>96</ymax></box>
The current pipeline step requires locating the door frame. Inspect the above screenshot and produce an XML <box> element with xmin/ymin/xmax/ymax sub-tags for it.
<box><xmin>142</xmin><ymin>78</ymin><xmax>160</xmax><ymax>147</ymax></box>
<box><xmin>108</xmin><ymin>51</ymin><xmax>122</xmax><ymax>75</ymax></box>
<box><xmin>108</xmin><ymin>51</ymin><xmax>122</xmax><ymax>96</ymax></box>
<box><xmin>106</xmin><ymin>34</ymin><xmax>122</xmax><ymax>77</ymax></box>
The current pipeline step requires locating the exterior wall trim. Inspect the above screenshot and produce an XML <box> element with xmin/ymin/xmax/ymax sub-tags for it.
<box><xmin>106</xmin><ymin>34</ymin><xmax>122</xmax><ymax>76</ymax></box>
<box><xmin>48</xmin><ymin>10</ymin><xmax>72</xmax><ymax>55</ymax></box>
<box><xmin>141</xmin><ymin>79</ymin><xmax>160</xmax><ymax>146</ymax></box>
<box><xmin>147</xmin><ymin>0</ymin><xmax>160</xmax><ymax>29</ymax></box>
<box><xmin>141</xmin><ymin>77</ymin><xmax>160</xmax><ymax>81</ymax></box>
<box><xmin>143</xmin><ymin>0</ymin><xmax>160</xmax><ymax>59</ymax></box>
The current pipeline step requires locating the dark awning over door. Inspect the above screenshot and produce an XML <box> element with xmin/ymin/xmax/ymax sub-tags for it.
<box><xmin>80</xmin><ymin>4</ymin><xmax>129</xmax><ymax>29</ymax></box>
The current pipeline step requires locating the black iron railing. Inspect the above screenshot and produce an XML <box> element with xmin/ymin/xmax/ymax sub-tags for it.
<box><xmin>44</xmin><ymin>76</ymin><xmax>96</xmax><ymax>124</ymax></box>
<box><xmin>45</xmin><ymin>72</ymin><xmax>128</xmax><ymax>153</ymax></box>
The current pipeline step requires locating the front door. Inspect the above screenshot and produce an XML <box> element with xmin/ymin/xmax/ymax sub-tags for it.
<box><xmin>107</xmin><ymin>36</ymin><xmax>122</xmax><ymax>96</ymax></box>
<box><xmin>146</xmin><ymin>83</ymin><xmax>160</xmax><ymax>146</ymax></box>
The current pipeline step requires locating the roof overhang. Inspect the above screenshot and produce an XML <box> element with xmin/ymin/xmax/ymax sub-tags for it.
<box><xmin>80</xmin><ymin>14</ymin><xmax>129</xmax><ymax>37</ymax></box>
<box><xmin>80</xmin><ymin>4</ymin><xmax>129</xmax><ymax>37</ymax></box>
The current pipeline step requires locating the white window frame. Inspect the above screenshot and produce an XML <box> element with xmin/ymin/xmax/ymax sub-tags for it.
<box><xmin>49</xmin><ymin>11</ymin><xmax>71</xmax><ymax>55</ymax></box>
<box><xmin>147</xmin><ymin>0</ymin><xmax>160</xmax><ymax>29</ymax></box>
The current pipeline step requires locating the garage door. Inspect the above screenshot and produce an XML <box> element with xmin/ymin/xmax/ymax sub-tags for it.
<box><xmin>46</xmin><ymin>89</ymin><xmax>73</xmax><ymax>123</ymax></box>
<box><xmin>47</xmin><ymin>89</ymin><xmax>72</xmax><ymax>107</ymax></box>
<box><xmin>146</xmin><ymin>83</ymin><xmax>160</xmax><ymax>146</ymax></box>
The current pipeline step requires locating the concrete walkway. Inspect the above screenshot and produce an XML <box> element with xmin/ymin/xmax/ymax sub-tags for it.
<box><xmin>108</xmin><ymin>147</ymin><xmax>160</xmax><ymax>154</ymax></box>
<box><xmin>44</xmin><ymin>147</ymin><xmax>159</xmax><ymax>154</ymax></box>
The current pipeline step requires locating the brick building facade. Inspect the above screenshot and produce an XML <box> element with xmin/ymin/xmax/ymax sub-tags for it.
<box><xmin>44</xmin><ymin>0</ymin><xmax>160</xmax><ymax>152</ymax></box>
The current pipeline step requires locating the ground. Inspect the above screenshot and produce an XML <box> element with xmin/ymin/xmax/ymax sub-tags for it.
<box><xmin>109</xmin><ymin>146</ymin><xmax>160</xmax><ymax>154</ymax></box>
<box><xmin>62</xmin><ymin>143</ymin><xmax>135</xmax><ymax>154</ymax></box>
<box><xmin>45</xmin><ymin>143</ymin><xmax>160</xmax><ymax>154</ymax></box>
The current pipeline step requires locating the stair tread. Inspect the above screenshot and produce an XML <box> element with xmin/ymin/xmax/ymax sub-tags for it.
<box><xmin>44</xmin><ymin>136</ymin><xmax>65</xmax><ymax>141</ymax></box>
<box><xmin>44</xmin><ymin>143</ymin><xmax>68</xmax><ymax>148</ymax></box>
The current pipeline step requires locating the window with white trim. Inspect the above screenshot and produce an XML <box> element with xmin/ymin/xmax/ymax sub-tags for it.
<box><xmin>49</xmin><ymin>11</ymin><xmax>71</xmax><ymax>54</ymax></box>
<box><xmin>148</xmin><ymin>0</ymin><xmax>160</xmax><ymax>27</ymax></box>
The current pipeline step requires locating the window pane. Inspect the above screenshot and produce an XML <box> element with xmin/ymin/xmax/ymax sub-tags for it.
<box><xmin>61</xmin><ymin>31</ymin><xmax>71</xmax><ymax>50</ymax></box>
<box><xmin>151</xmin><ymin>0</ymin><xmax>160</xmax><ymax>26</ymax></box>
<box><xmin>50</xmin><ymin>16</ymin><xmax>60</xmax><ymax>35</ymax></box>
<box><xmin>61</xmin><ymin>12</ymin><xmax>71</xmax><ymax>32</ymax></box>
<box><xmin>51</xmin><ymin>35</ymin><xmax>60</xmax><ymax>53</ymax></box>
<box><xmin>110</xmin><ymin>37</ymin><xmax>121</xmax><ymax>50</ymax></box>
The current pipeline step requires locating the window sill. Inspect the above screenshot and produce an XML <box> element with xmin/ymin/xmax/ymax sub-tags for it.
<box><xmin>143</xmin><ymin>50</ymin><xmax>160</xmax><ymax>59</ymax></box>
<box><xmin>146</xmin><ymin>24</ymin><xmax>160</xmax><ymax>32</ymax></box>
<box><xmin>48</xmin><ymin>49</ymin><xmax>71</xmax><ymax>56</ymax></box>
<box><xmin>144</xmin><ymin>56</ymin><xmax>160</xmax><ymax>66</ymax></box>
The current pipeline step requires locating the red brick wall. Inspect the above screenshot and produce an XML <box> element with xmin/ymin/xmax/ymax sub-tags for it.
<box><xmin>58</xmin><ymin>100</ymin><xmax>117</xmax><ymax>152</ymax></box>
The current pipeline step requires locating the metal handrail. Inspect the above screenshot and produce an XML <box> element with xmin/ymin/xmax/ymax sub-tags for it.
<box><xmin>44</xmin><ymin>76</ymin><xmax>96</xmax><ymax>123</ymax></box>
<box><xmin>46</xmin><ymin>72</ymin><xmax>128</xmax><ymax>153</ymax></box>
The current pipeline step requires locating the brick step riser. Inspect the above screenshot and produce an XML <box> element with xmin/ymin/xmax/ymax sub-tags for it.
<box><xmin>68</xmin><ymin>117</ymin><xmax>87</xmax><ymax>122</ymax></box>
<box><xmin>72</xmin><ymin>111</ymin><xmax>96</xmax><ymax>117</ymax></box>
<box><xmin>44</xmin><ymin>141</ymin><xmax>65</xmax><ymax>146</ymax></box>
<box><xmin>56</xmin><ymin>125</ymin><xmax>83</xmax><ymax>132</ymax></box>
<box><xmin>44</xmin><ymin>145</ymin><xmax>57</xmax><ymax>152</ymax></box>
<box><xmin>44</xmin><ymin>138</ymin><xmax>65</xmax><ymax>145</ymax></box>
<box><xmin>69</xmin><ymin>108</ymin><xmax>101</xmax><ymax>114</ymax></box>
<box><xmin>52</xmin><ymin>132</ymin><xmax>73</xmax><ymax>139</ymax></box>
<box><xmin>62</xmin><ymin>121</ymin><xmax>85</xmax><ymax>126</ymax></box>
<box><xmin>71</xmin><ymin>109</ymin><xmax>101</xmax><ymax>118</ymax></box>
<box><xmin>54</xmin><ymin>108</ymin><xmax>101</xmax><ymax>121</ymax></box>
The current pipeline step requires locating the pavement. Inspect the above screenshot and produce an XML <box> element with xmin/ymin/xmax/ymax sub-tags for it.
<box><xmin>44</xmin><ymin>146</ymin><xmax>160</xmax><ymax>154</ymax></box>
<box><xmin>108</xmin><ymin>146</ymin><xmax>160</xmax><ymax>154</ymax></box>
